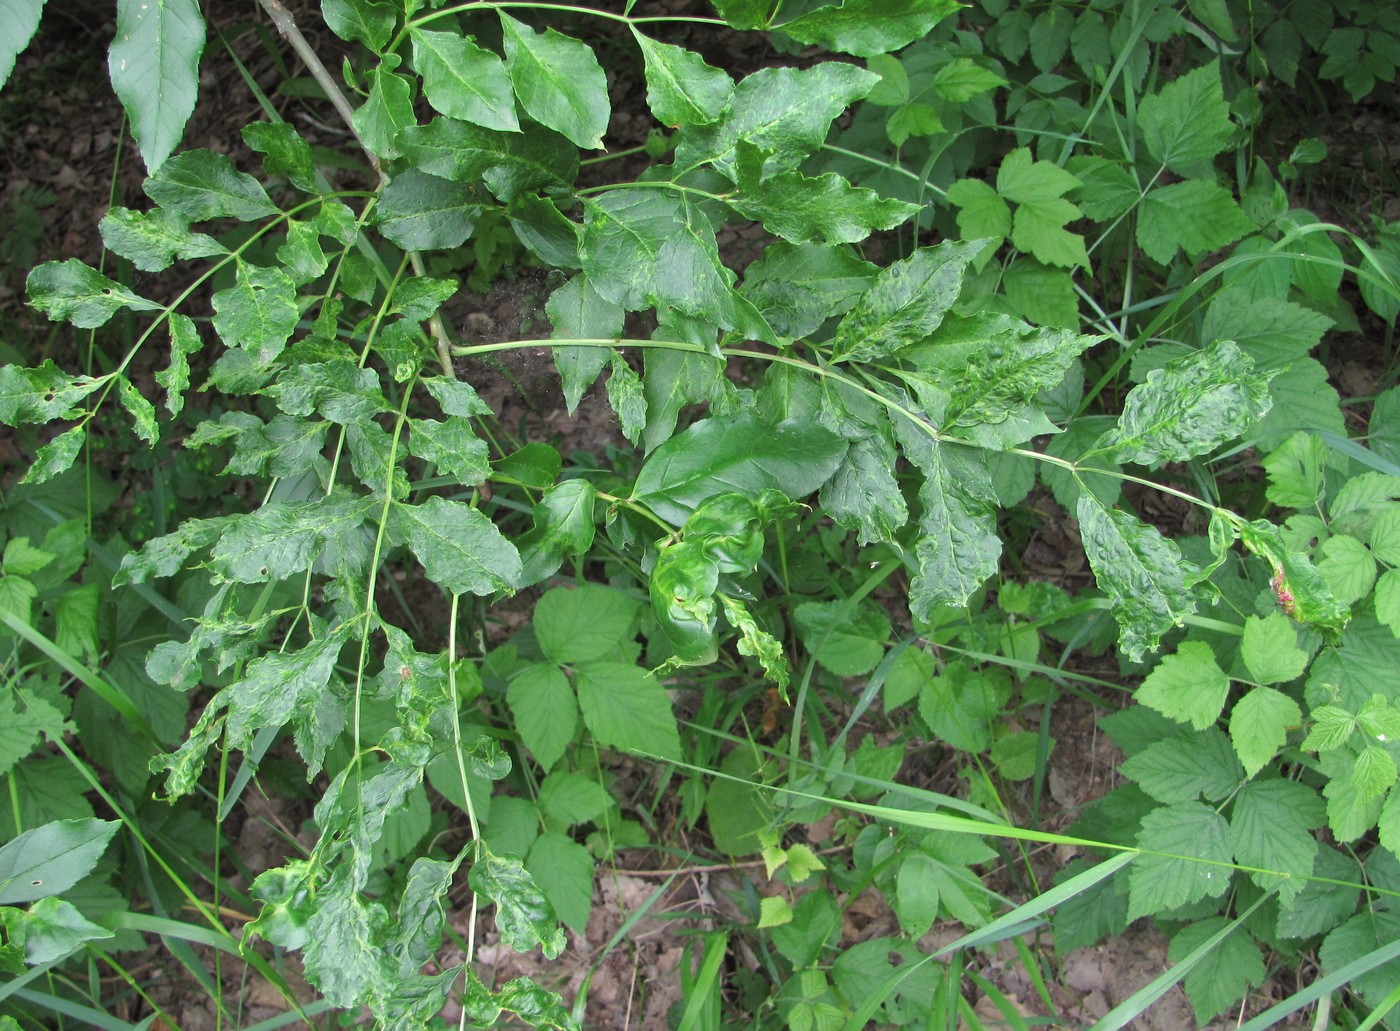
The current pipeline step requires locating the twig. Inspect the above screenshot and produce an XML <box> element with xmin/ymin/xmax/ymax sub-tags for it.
<box><xmin>254</xmin><ymin>0</ymin><xmax>456</xmax><ymax>377</ymax></box>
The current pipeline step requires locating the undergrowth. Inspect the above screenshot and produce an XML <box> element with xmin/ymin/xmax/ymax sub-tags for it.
<box><xmin>2</xmin><ymin>0</ymin><xmax>1400</xmax><ymax>1027</ymax></box>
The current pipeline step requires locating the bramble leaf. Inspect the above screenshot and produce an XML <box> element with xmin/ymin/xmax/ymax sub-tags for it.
<box><xmin>410</xmin><ymin>28</ymin><xmax>518</xmax><ymax>131</ymax></box>
<box><xmin>1137</xmin><ymin>180</ymin><xmax>1254</xmax><ymax>264</ymax></box>
<box><xmin>26</xmin><ymin>260</ymin><xmax>162</xmax><ymax>329</ymax></box>
<box><xmin>1227</xmin><ymin>779</ymin><xmax>1321</xmax><ymax>908</ymax></box>
<box><xmin>143</xmin><ymin>149</ymin><xmax>278</xmax><ymax>221</ymax></box>
<box><xmin>1121</xmin><ymin>727</ymin><xmax>1242</xmax><ymax>804</ymax></box>
<box><xmin>507</xmin><ymin>663</ymin><xmax>577</xmax><ymax>771</ymax></box>
<box><xmin>392</xmin><ymin>496</ymin><xmax>522</xmax><ymax>597</ymax></box>
<box><xmin>1133</xmin><ymin>641</ymin><xmax>1229</xmax><ymax>730</ymax></box>
<box><xmin>1127</xmin><ymin>801</ymin><xmax>1232</xmax><ymax>921</ymax></box>
<box><xmin>1230</xmin><ymin>687</ymin><xmax>1303</xmax><ymax>778</ymax></box>
<box><xmin>534</xmin><ymin>585</ymin><xmax>640</xmax><ymax>664</ymax></box>
<box><xmin>1078</xmin><ymin>495</ymin><xmax>1197</xmax><ymax>660</ymax></box>
<box><xmin>1240</xmin><ymin>613</ymin><xmax>1309</xmax><ymax>685</ymax></box>
<box><xmin>997</xmin><ymin>147</ymin><xmax>1088</xmax><ymax>269</ymax></box>
<box><xmin>499</xmin><ymin>13</ymin><xmax>609</xmax><ymax>150</ymax></box>
<box><xmin>1138</xmin><ymin>61</ymin><xmax>1234</xmax><ymax>174</ymax></box>
<box><xmin>526</xmin><ymin>832</ymin><xmax>594</xmax><ymax>933</ymax></box>
<box><xmin>574</xmin><ymin>662</ymin><xmax>682</xmax><ymax>761</ymax></box>
<box><xmin>109</xmin><ymin>0</ymin><xmax>205</xmax><ymax>174</ymax></box>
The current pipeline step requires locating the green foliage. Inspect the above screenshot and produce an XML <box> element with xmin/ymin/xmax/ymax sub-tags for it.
<box><xmin>2</xmin><ymin>0</ymin><xmax>1398</xmax><ymax>1026</ymax></box>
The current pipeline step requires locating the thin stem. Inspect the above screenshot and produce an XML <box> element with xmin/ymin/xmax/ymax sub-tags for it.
<box><xmin>447</xmin><ymin>594</ymin><xmax>482</xmax><ymax>970</ymax></box>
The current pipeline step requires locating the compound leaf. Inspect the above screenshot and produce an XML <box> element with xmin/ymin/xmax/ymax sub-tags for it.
<box><xmin>143</xmin><ymin>149</ymin><xmax>278</xmax><ymax>221</ymax></box>
<box><xmin>499</xmin><ymin>13</ymin><xmax>609</xmax><ymax>149</ymax></box>
<box><xmin>1078</xmin><ymin>494</ymin><xmax>1197</xmax><ymax>660</ymax></box>
<box><xmin>1139</xmin><ymin>61</ymin><xmax>1234</xmax><ymax>174</ymax></box>
<box><xmin>1133</xmin><ymin>641</ymin><xmax>1229</xmax><ymax>730</ymax></box>
<box><xmin>1230</xmin><ymin>687</ymin><xmax>1303</xmax><ymax>779</ymax></box>
<box><xmin>410</xmin><ymin>28</ymin><xmax>518</xmax><ymax>131</ymax></box>
<box><xmin>507</xmin><ymin>663</ymin><xmax>577</xmax><ymax>771</ymax></box>
<box><xmin>392</xmin><ymin>496</ymin><xmax>522</xmax><ymax>597</ymax></box>
<box><xmin>1094</xmin><ymin>341</ymin><xmax>1272</xmax><ymax>466</ymax></box>
<box><xmin>108</xmin><ymin>0</ymin><xmax>205</xmax><ymax>173</ymax></box>
<box><xmin>574</xmin><ymin>661</ymin><xmax>682</xmax><ymax>761</ymax></box>
<box><xmin>1138</xmin><ymin>179</ymin><xmax>1254</xmax><ymax>264</ymax></box>
<box><xmin>26</xmin><ymin>260</ymin><xmax>161</xmax><ymax>329</ymax></box>
<box><xmin>774</xmin><ymin>0</ymin><xmax>959</xmax><ymax>57</ymax></box>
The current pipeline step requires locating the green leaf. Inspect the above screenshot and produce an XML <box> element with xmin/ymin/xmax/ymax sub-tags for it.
<box><xmin>1240</xmin><ymin>612</ymin><xmax>1309</xmax><ymax>685</ymax></box>
<box><xmin>210</xmin><ymin>261</ymin><xmax>299</xmax><ymax>364</ymax></box>
<box><xmin>1262</xmin><ymin>430</ymin><xmax>1325</xmax><ymax>509</ymax></box>
<box><xmin>997</xmin><ymin>147</ymin><xmax>1088</xmax><ymax>269</ymax></box>
<box><xmin>1376</xmin><ymin>568</ymin><xmax>1400</xmax><ymax>636</ymax></box>
<box><xmin>742</xmin><ymin>243</ymin><xmax>876</xmax><ymax>343</ymax></box>
<box><xmin>517</xmin><ymin>480</ymin><xmax>598</xmax><ymax>587</ymax></box>
<box><xmin>1121</xmin><ymin>727</ymin><xmax>1242</xmax><ymax>803</ymax></box>
<box><xmin>22</xmin><ymin>425</ymin><xmax>85</xmax><ymax>484</ymax></box>
<box><xmin>1093</xmin><ymin>341</ymin><xmax>1273</xmax><ymax>466</ymax></box>
<box><xmin>1137</xmin><ymin>180</ymin><xmax>1254</xmax><ymax>264</ymax></box>
<box><xmin>574</xmin><ymin>662</ymin><xmax>682</xmax><ymax>761</ymax></box>
<box><xmin>494</xmin><ymin>443</ymin><xmax>561</xmax><ymax>490</ymax></box>
<box><xmin>933</xmin><ymin>57</ymin><xmax>1008</xmax><ymax>101</ymax></box>
<box><xmin>499</xmin><ymin>13</ymin><xmax>609</xmax><ymax>150</ymax></box>
<box><xmin>719</xmin><ymin>596</ymin><xmax>789</xmax><ymax>691</ymax></box>
<box><xmin>209</xmin><ymin>495</ymin><xmax>372</xmax><ymax>583</ymax></box>
<box><xmin>727</xmin><ymin>170</ymin><xmax>918</xmax><ymax>245</ymax></box>
<box><xmin>469</xmin><ymin>851</ymin><xmax>567</xmax><ymax>959</ymax></box>
<box><xmin>674</xmin><ymin>63</ymin><xmax>879</xmax><ymax>178</ymax></box>
<box><xmin>526</xmin><ymin>832</ymin><xmax>595</xmax><ymax>934</ymax></box>
<box><xmin>242</xmin><ymin>121</ymin><xmax>317</xmax><ymax>191</ymax></box>
<box><xmin>410</xmin><ymin>28</ymin><xmax>518</xmax><ymax>131</ymax></box>
<box><xmin>1139</xmin><ymin>61</ymin><xmax>1234</xmax><ymax>175</ymax></box>
<box><xmin>1227</xmin><ymin>778</ymin><xmax>1321</xmax><ymax>908</ymax></box>
<box><xmin>1369</xmin><ymin>509</ymin><xmax>1400</xmax><ymax>565</ymax></box>
<box><xmin>263</xmin><ymin>360</ymin><xmax>389</xmax><ymax>423</ymax></box>
<box><xmin>1003</xmin><ymin>260</ymin><xmax>1079</xmax><ymax>329</ymax></box>
<box><xmin>376</xmin><ymin>169</ymin><xmax>481</xmax><ymax>250</ymax></box>
<box><xmin>905</xmin><ymin>439</ymin><xmax>1002</xmax><ymax>616</ymax></box>
<box><xmin>631</xmin><ymin>31</ymin><xmax>733</xmax><ymax>128</ymax></box>
<box><xmin>392</xmin><ymin>496</ymin><xmax>522</xmax><ymax>597</ymax></box>
<box><xmin>894</xmin><ymin>852</ymin><xmax>941</xmax><ymax>937</ymax></box>
<box><xmin>650</xmin><ymin>541</ymin><xmax>720</xmax><ymax>663</ymax></box>
<box><xmin>1315</xmin><ymin>534</ymin><xmax>1377</xmax><ymax>608</ymax></box>
<box><xmin>832</xmin><ymin>239</ymin><xmax>989</xmax><ymax>363</ymax></box>
<box><xmin>1077</xmin><ymin>494</ymin><xmax>1197</xmax><ymax>661</ymax></box>
<box><xmin>507</xmin><ymin>663</ymin><xmax>577</xmax><ymax>771</ymax></box>
<box><xmin>0</xmin><ymin>0</ymin><xmax>43</xmax><ymax>91</ymax></box>
<box><xmin>1127</xmin><ymin>801</ymin><xmax>1232</xmax><ymax>921</ymax></box>
<box><xmin>917</xmin><ymin>662</ymin><xmax>1012</xmax><ymax>753</ymax></box>
<box><xmin>1322</xmin><ymin>751</ymin><xmax>1382</xmax><ymax>840</ymax></box>
<box><xmin>0</xmin><ymin>819</ymin><xmax>119</xmax><ymax>905</ymax></box>
<box><xmin>400</xmin><ymin>118</ymin><xmax>577</xmax><ymax>203</ymax></box>
<box><xmin>109</xmin><ymin>0</ymin><xmax>205</xmax><ymax>173</ymax></box>
<box><xmin>0</xmin><ymin>361</ymin><xmax>104</xmax><ymax>426</ymax></box>
<box><xmin>26</xmin><ymin>260</ymin><xmax>161</xmax><ymax>329</ymax></box>
<box><xmin>1320</xmin><ymin>911</ymin><xmax>1400</xmax><ymax>1009</ymax></box>
<box><xmin>1230</xmin><ymin>687</ymin><xmax>1303</xmax><ymax>778</ymax></box>
<box><xmin>423</xmin><ymin>375</ymin><xmax>491</xmax><ymax>418</ymax></box>
<box><xmin>1133</xmin><ymin>641</ymin><xmax>1229</xmax><ymax>730</ymax></box>
<box><xmin>143</xmin><ymin>149</ymin><xmax>278</xmax><ymax>221</ymax></box>
<box><xmin>793</xmin><ymin>600</ymin><xmax>890</xmax><ymax>676</ymax></box>
<box><xmin>322</xmin><ymin>0</ymin><xmax>395</xmax><ymax>50</ymax></box>
<box><xmin>117</xmin><ymin>377</ymin><xmax>158</xmax><ymax>445</ymax></box>
<box><xmin>775</xmin><ymin>0</ymin><xmax>959</xmax><ymax>57</ymax></box>
<box><xmin>947</xmin><ymin>178</ymin><xmax>1010</xmax><ymax>251</ymax></box>
<box><xmin>534</xmin><ymin>584</ymin><xmax>639</xmax><ymax>664</ymax></box>
<box><xmin>546</xmin><ymin>275</ymin><xmax>622</xmax><ymax>413</ymax></box>
<box><xmin>1201</xmin><ymin>291</ymin><xmax>1332</xmax><ymax>370</ymax></box>
<box><xmin>632</xmin><ymin>413</ymin><xmax>847</xmax><ymax>525</ymax></box>
<box><xmin>99</xmin><ymin>206</ymin><xmax>225</xmax><ymax>272</ymax></box>
<box><xmin>1169</xmin><ymin>917</ymin><xmax>1265</xmax><ymax>1025</ymax></box>
<box><xmin>536</xmin><ymin>771</ymin><xmax>607</xmax><ymax>829</ymax></box>
<box><xmin>353</xmin><ymin>67</ymin><xmax>415</xmax><ymax>160</ymax></box>
<box><xmin>1351</xmin><ymin>743</ymin><xmax>1397</xmax><ymax>802</ymax></box>
<box><xmin>6</xmin><ymin>897</ymin><xmax>114</xmax><ymax>965</ymax></box>
<box><xmin>885</xmin><ymin>102</ymin><xmax>943</xmax><ymax>145</ymax></box>
<box><xmin>407</xmin><ymin>418</ymin><xmax>489</xmax><ymax>484</ymax></box>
